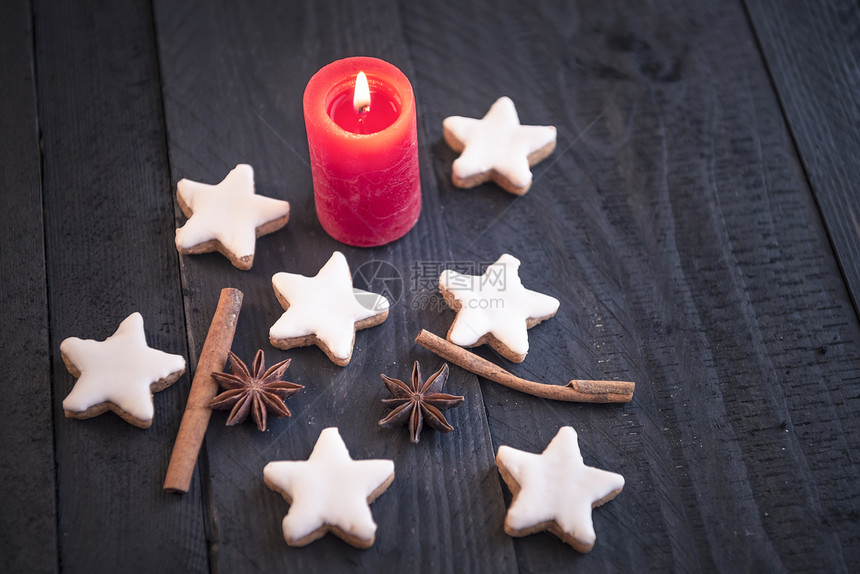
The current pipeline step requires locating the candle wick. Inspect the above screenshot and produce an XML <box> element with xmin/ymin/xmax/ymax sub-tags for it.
<box><xmin>358</xmin><ymin>104</ymin><xmax>371</xmax><ymax>115</ymax></box>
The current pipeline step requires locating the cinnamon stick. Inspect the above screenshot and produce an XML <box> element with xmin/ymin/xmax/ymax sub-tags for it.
<box><xmin>415</xmin><ymin>329</ymin><xmax>634</xmax><ymax>403</ymax></box>
<box><xmin>164</xmin><ymin>288</ymin><xmax>244</xmax><ymax>493</ymax></box>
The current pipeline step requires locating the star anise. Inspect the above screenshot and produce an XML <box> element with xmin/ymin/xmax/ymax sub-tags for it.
<box><xmin>378</xmin><ymin>361</ymin><xmax>464</xmax><ymax>443</ymax></box>
<box><xmin>209</xmin><ymin>350</ymin><xmax>303</xmax><ymax>432</ymax></box>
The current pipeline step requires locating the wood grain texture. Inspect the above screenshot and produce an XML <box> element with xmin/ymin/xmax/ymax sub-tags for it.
<box><xmin>33</xmin><ymin>0</ymin><xmax>208</xmax><ymax>570</ymax></box>
<box><xmin>0</xmin><ymin>2</ymin><xmax>57</xmax><ymax>573</ymax></box>
<box><xmin>152</xmin><ymin>0</ymin><xmax>513</xmax><ymax>571</ymax></box>
<box><xmin>403</xmin><ymin>0</ymin><xmax>860</xmax><ymax>571</ymax></box>
<box><xmin>744</xmin><ymin>0</ymin><xmax>860</xmax><ymax>314</ymax></box>
<box><xmin>5</xmin><ymin>0</ymin><xmax>857</xmax><ymax>572</ymax></box>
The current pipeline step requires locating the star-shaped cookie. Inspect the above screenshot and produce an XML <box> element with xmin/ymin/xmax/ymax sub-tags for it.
<box><xmin>60</xmin><ymin>312</ymin><xmax>186</xmax><ymax>429</ymax></box>
<box><xmin>263</xmin><ymin>427</ymin><xmax>395</xmax><ymax>548</ymax></box>
<box><xmin>496</xmin><ymin>426</ymin><xmax>625</xmax><ymax>553</ymax></box>
<box><xmin>175</xmin><ymin>163</ymin><xmax>290</xmax><ymax>270</ymax></box>
<box><xmin>438</xmin><ymin>253</ymin><xmax>559</xmax><ymax>363</ymax></box>
<box><xmin>269</xmin><ymin>251</ymin><xmax>389</xmax><ymax>366</ymax></box>
<box><xmin>443</xmin><ymin>96</ymin><xmax>556</xmax><ymax>195</ymax></box>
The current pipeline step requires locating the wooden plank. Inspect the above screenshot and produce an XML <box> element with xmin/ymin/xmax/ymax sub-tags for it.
<box><xmin>744</xmin><ymin>0</ymin><xmax>860</xmax><ymax>314</ymax></box>
<box><xmin>152</xmin><ymin>0</ymin><xmax>513</xmax><ymax>571</ymax></box>
<box><xmin>402</xmin><ymin>0</ymin><xmax>860</xmax><ymax>571</ymax></box>
<box><xmin>33</xmin><ymin>0</ymin><xmax>208</xmax><ymax>570</ymax></box>
<box><xmin>0</xmin><ymin>2</ymin><xmax>57</xmax><ymax>572</ymax></box>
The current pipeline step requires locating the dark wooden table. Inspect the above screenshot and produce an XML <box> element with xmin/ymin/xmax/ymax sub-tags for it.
<box><xmin>3</xmin><ymin>0</ymin><xmax>859</xmax><ymax>572</ymax></box>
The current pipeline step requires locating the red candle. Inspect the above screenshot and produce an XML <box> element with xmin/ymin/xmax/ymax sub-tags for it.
<box><xmin>303</xmin><ymin>57</ymin><xmax>421</xmax><ymax>247</ymax></box>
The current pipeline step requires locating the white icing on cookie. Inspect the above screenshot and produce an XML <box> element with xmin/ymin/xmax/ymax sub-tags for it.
<box><xmin>443</xmin><ymin>96</ymin><xmax>556</xmax><ymax>191</ymax></box>
<box><xmin>175</xmin><ymin>164</ymin><xmax>290</xmax><ymax>262</ymax></box>
<box><xmin>60</xmin><ymin>312</ymin><xmax>186</xmax><ymax>423</ymax></box>
<box><xmin>496</xmin><ymin>426</ymin><xmax>624</xmax><ymax>551</ymax></box>
<box><xmin>439</xmin><ymin>253</ymin><xmax>559</xmax><ymax>358</ymax></box>
<box><xmin>263</xmin><ymin>427</ymin><xmax>395</xmax><ymax>546</ymax></box>
<box><xmin>270</xmin><ymin>251</ymin><xmax>389</xmax><ymax>363</ymax></box>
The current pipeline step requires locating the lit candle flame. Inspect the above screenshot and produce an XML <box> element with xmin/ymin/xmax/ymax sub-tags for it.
<box><xmin>353</xmin><ymin>71</ymin><xmax>371</xmax><ymax>114</ymax></box>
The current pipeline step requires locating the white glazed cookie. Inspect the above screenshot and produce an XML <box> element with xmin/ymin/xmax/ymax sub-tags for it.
<box><xmin>269</xmin><ymin>251</ymin><xmax>389</xmax><ymax>366</ymax></box>
<box><xmin>443</xmin><ymin>96</ymin><xmax>556</xmax><ymax>195</ymax></box>
<box><xmin>496</xmin><ymin>426</ymin><xmax>624</xmax><ymax>553</ymax></box>
<box><xmin>438</xmin><ymin>253</ymin><xmax>559</xmax><ymax>363</ymax></box>
<box><xmin>263</xmin><ymin>427</ymin><xmax>395</xmax><ymax>548</ymax></box>
<box><xmin>60</xmin><ymin>312</ymin><xmax>186</xmax><ymax>429</ymax></box>
<box><xmin>175</xmin><ymin>164</ymin><xmax>290</xmax><ymax>270</ymax></box>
